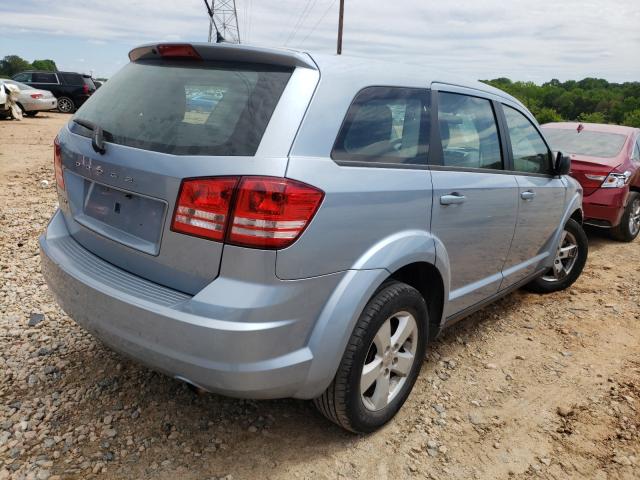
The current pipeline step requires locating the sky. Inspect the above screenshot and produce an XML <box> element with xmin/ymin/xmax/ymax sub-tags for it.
<box><xmin>0</xmin><ymin>0</ymin><xmax>638</xmax><ymax>82</ymax></box>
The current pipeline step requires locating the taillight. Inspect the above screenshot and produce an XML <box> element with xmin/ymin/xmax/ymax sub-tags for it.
<box><xmin>171</xmin><ymin>177</ymin><xmax>239</xmax><ymax>241</ymax></box>
<box><xmin>30</xmin><ymin>93</ymin><xmax>43</xmax><ymax>99</ymax></box>
<box><xmin>229</xmin><ymin>177</ymin><xmax>324</xmax><ymax>249</ymax></box>
<box><xmin>53</xmin><ymin>136</ymin><xmax>64</xmax><ymax>190</ymax></box>
<box><xmin>82</xmin><ymin>83</ymin><xmax>89</xmax><ymax>94</ymax></box>
<box><xmin>171</xmin><ymin>176</ymin><xmax>324</xmax><ymax>249</ymax></box>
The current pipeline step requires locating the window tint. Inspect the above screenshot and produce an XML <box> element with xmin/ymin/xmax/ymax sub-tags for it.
<box><xmin>13</xmin><ymin>73</ymin><xmax>31</xmax><ymax>82</ymax></box>
<box><xmin>32</xmin><ymin>72</ymin><xmax>57</xmax><ymax>83</ymax></box>
<box><xmin>437</xmin><ymin>92</ymin><xmax>502</xmax><ymax>170</ymax></box>
<box><xmin>503</xmin><ymin>106</ymin><xmax>551</xmax><ymax>174</ymax></box>
<box><xmin>60</xmin><ymin>73</ymin><xmax>83</xmax><ymax>85</ymax></box>
<box><xmin>332</xmin><ymin>87</ymin><xmax>430</xmax><ymax>165</ymax></box>
<box><xmin>71</xmin><ymin>60</ymin><xmax>292</xmax><ymax>156</ymax></box>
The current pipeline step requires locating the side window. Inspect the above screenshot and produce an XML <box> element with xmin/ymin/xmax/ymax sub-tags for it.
<box><xmin>60</xmin><ymin>73</ymin><xmax>83</xmax><ymax>85</ymax></box>
<box><xmin>503</xmin><ymin>105</ymin><xmax>552</xmax><ymax>174</ymax></box>
<box><xmin>32</xmin><ymin>72</ymin><xmax>58</xmax><ymax>84</ymax></box>
<box><xmin>437</xmin><ymin>92</ymin><xmax>502</xmax><ymax>170</ymax></box>
<box><xmin>332</xmin><ymin>87</ymin><xmax>430</xmax><ymax>165</ymax></box>
<box><xmin>13</xmin><ymin>73</ymin><xmax>31</xmax><ymax>82</ymax></box>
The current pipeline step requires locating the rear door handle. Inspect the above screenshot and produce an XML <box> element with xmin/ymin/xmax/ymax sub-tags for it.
<box><xmin>521</xmin><ymin>191</ymin><xmax>536</xmax><ymax>200</ymax></box>
<box><xmin>440</xmin><ymin>193</ymin><xmax>466</xmax><ymax>205</ymax></box>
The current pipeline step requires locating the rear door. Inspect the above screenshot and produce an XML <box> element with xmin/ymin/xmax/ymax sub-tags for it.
<box><xmin>57</xmin><ymin>52</ymin><xmax>316</xmax><ymax>294</ymax></box>
<box><xmin>29</xmin><ymin>72</ymin><xmax>60</xmax><ymax>92</ymax></box>
<box><xmin>430</xmin><ymin>86</ymin><xmax>518</xmax><ymax>318</ymax></box>
<box><xmin>498</xmin><ymin>103</ymin><xmax>565</xmax><ymax>288</ymax></box>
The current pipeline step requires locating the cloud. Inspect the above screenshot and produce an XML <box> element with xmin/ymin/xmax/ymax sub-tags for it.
<box><xmin>0</xmin><ymin>0</ymin><xmax>638</xmax><ymax>81</ymax></box>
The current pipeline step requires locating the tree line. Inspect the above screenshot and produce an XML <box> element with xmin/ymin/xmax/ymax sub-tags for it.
<box><xmin>0</xmin><ymin>55</ymin><xmax>57</xmax><ymax>78</ymax></box>
<box><xmin>483</xmin><ymin>77</ymin><xmax>640</xmax><ymax>128</ymax></box>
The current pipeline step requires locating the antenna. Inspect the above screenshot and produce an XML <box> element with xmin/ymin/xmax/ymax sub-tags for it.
<box><xmin>204</xmin><ymin>0</ymin><xmax>241</xmax><ymax>44</ymax></box>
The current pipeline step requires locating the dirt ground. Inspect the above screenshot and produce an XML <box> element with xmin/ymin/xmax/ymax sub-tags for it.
<box><xmin>0</xmin><ymin>113</ymin><xmax>638</xmax><ymax>480</ymax></box>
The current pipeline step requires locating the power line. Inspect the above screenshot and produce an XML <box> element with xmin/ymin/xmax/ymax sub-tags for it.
<box><xmin>284</xmin><ymin>0</ymin><xmax>318</xmax><ymax>46</ymax></box>
<box><xmin>299</xmin><ymin>0</ymin><xmax>337</xmax><ymax>48</ymax></box>
<box><xmin>204</xmin><ymin>0</ymin><xmax>241</xmax><ymax>43</ymax></box>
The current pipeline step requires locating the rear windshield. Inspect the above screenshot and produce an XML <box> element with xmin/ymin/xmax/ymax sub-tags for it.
<box><xmin>542</xmin><ymin>128</ymin><xmax>627</xmax><ymax>158</ymax></box>
<box><xmin>71</xmin><ymin>60</ymin><xmax>292</xmax><ymax>156</ymax></box>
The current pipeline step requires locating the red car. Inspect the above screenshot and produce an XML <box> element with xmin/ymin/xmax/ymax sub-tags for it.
<box><xmin>542</xmin><ymin>122</ymin><xmax>640</xmax><ymax>242</ymax></box>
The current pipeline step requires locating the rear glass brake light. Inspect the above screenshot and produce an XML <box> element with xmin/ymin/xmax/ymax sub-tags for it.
<box><xmin>171</xmin><ymin>176</ymin><xmax>324</xmax><ymax>249</ymax></box>
<box><xmin>53</xmin><ymin>136</ymin><xmax>64</xmax><ymax>190</ymax></box>
<box><xmin>157</xmin><ymin>44</ymin><xmax>201</xmax><ymax>60</ymax></box>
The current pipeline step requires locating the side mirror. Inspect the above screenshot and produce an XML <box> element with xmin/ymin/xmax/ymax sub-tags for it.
<box><xmin>554</xmin><ymin>152</ymin><xmax>571</xmax><ymax>176</ymax></box>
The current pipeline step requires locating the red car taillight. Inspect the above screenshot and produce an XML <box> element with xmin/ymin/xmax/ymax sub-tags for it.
<box><xmin>171</xmin><ymin>176</ymin><xmax>324</xmax><ymax>249</ymax></box>
<box><xmin>171</xmin><ymin>177</ymin><xmax>239</xmax><ymax>241</ymax></box>
<box><xmin>30</xmin><ymin>93</ymin><xmax>43</xmax><ymax>99</ymax></box>
<box><xmin>82</xmin><ymin>83</ymin><xmax>89</xmax><ymax>94</ymax></box>
<box><xmin>229</xmin><ymin>177</ymin><xmax>324</xmax><ymax>249</ymax></box>
<box><xmin>53</xmin><ymin>136</ymin><xmax>64</xmax><ymax>190</ymax></box>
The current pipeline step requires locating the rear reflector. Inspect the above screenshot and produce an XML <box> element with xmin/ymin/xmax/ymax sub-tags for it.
<box><xmin>53</xmin><ymin>136</ymin><xmax>64</xmax><ymax>190</ymax></box>
<box><xmin>171</xmin><ymin>176</ymin><xmax>324</xmax><ymax>249</ymax></box>
<box><xmin>157</xmin><ymin>44</ymin><xmax>202</xmax><ymax>60</ymax></box>
<box><xmin>171</xmin><ymin>177</ymin><xmax>239</xmax><ymax>241</ymax></box>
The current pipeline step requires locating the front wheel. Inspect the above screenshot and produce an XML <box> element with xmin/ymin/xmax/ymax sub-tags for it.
<box><xmin>525</xmin><ymin>218</ymin><xmax>588</xmax><ymax>294</ymax></box>
<box><xmin>313</xmin><ymin>281</ymin><xmax>428</xmax><ymax>433</ymax></box>
<box><xmin>610</xmin><ymin>192</ymin><xmax>640</xmax><ymax>242</ymax></box>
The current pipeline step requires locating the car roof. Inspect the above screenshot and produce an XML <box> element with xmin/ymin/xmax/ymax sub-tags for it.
<box><xmin>543</xmin><ymin>122</ymin><xmax>639</xmax><ymax>137</ymax></box>
<box><xmin>131</xmin><ymin>42</ymin><xmax>525</xmax><ymax>108</ymax></box>
<box><xmin>18</xmin><ymin>70</ymin><xmax>91</xmax><ymax>76</ymax></box>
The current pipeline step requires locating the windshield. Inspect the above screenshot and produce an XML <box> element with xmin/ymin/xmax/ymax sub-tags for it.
<box><xmin>71</xmin><ymin>60</ymin><xmax>292</xmax><ymax>156</ymax></box>
<box><xmin>542</xmin><ymin>128</ymin><xmax>627</xmax><ymax>158</ymax></box>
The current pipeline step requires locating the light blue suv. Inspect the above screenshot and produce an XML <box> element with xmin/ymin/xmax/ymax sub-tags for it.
<box><xmin>40</xmin><ymin>43</ymin><xmax>588</xmax><ymax>433</ymax></box>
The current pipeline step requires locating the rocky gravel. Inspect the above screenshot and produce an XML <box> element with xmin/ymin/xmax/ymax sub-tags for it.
<box><xmin>1</xmin><ymin>113</ymin><xmax>639</xmax><ymax>479</ymax></box>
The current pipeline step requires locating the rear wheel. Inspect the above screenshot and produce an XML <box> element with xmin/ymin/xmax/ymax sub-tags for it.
<box><xmin>313</xmin><ymin>281</ymin><xmax>428</xmax><ymax>433</ymax></box>
<box><xmin>610</xmin><ymin>192</ymin><xmax>640</xmax><ymax>242</ymax></box>
<box><xmin>57</xmin><ymin>97</ymin><xmax>75</xmax><ymax>113</ymax></box>
<box><xmin>525</xmin><ymin>218</ymin><xmax>588</xmax><ymax>294</ymax></box>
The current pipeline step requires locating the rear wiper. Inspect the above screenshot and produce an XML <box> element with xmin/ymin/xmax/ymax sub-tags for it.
<box><xmin>73</xmin><ymin>118</ymin><xmax>112</xmax><ymax>155</ymax></box>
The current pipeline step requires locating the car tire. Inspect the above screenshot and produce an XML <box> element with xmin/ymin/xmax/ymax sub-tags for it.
<box><xmin>525</xmin><ymin>218</ymin><xmax>588</xmax><ymax>294</ymax></box>
<box><xmin>25</xmin><ymin>111</ymin><xmax>38</xmax><ymax>117</ymax></box>
<box><xmin>610</xmin><ymin>192</ymin><xmax>640</xmax><ymax>242</ymax></box>
<box><xmin>57</xmin><ymin>97</ymin><xmax>75</xmax><ymax>114</ymax></box>
<box><xmin>313</xmin><ymin>281</ymin><xmax>428</xmax><ymax>433</ymax></box>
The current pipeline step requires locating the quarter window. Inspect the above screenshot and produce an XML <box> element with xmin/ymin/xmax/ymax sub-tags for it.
<box><xmin>503</xmin><ymin>105</ymin><xmax>552</xmax><ymax>174</ymax></box>
<box><xmin>631</xmin><ymin>139</ymin><xmax>640</xmax><ymax>164</ymax></box>
<box><xmin>437</xmin><ymin>92</ymin><xmax>502</xmax><ymax>170</ymax></box>
<box><xmin>332</xmin><ymin>87</ymin><xmax>430</xmax><ymax>165</ymax></box>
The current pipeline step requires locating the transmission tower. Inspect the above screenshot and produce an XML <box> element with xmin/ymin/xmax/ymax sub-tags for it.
<box><xmin>204</xmin><ymin>0</ymin><xmax>241</xmax><ymax>44</ymax></box>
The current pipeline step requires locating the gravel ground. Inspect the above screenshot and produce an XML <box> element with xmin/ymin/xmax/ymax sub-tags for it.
<box><xmin>1</xmin><ymin>113</ymin><xmax>639</xmax><ymax>480</ymax></box>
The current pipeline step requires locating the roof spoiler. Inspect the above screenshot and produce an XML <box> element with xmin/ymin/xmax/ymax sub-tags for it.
<box><xmin>128</xmin><ymin>42</ymin><xmax>318</xmax><ymax>70</ymax></box>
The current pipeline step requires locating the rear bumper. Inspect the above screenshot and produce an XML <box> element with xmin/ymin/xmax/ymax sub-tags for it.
<box><xmin>23</xmin><ymin>97</ymin><xmax>57</xmax><ymax>112</ymax></box>
<box><xmin>40</xmin><ymin>209</ymin><xmax>349</xmax><ymax>399</ymax></box>
<box><xmin>583</xmin><ymin>187</ymin><xmax>629</xmax><ymax>227</ymax></box>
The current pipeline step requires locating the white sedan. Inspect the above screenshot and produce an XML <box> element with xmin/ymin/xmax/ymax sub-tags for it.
<box><xmin>0</xmin><ymin>79</ymin><xmax>57</xmax><ymax>117</ymax></box>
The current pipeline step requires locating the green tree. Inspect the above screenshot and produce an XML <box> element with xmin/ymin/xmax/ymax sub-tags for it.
<box><xmin>577</xmin><ymin>112</ymin><xmax>606</xmax><ymax>124</ymax></box>
<box><xmin>0</xmin><ymin>55</ymin><xmax>32</xmax><ymax>77</ymax></box>
<box><xmin>535</xmin><ymin>107</ymin><xmax>563</xmax><ymax>124</ymax></box>
<box><xmin>623</xmin><ymin>109</ymin><xmax>640</xmax><ymax>128</ymax></box>
<box><xmin>31</xmin><ymin>59</ymin><xmax>57</xmax><ymax>71</ymax></box>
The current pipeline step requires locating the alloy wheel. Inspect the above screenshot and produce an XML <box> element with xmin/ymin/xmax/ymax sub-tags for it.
<box><xmin>58</xmin><ymin>98</ymin><xmax>73</xmax><ymax>113</ymax></box>
<box><xmin>629</xmin><ymin>198</ymin><xmax>640</xmax><ymax>237</ymax></box>
<box><xmin>360</xmin><ymin>311</ymin><xmax>418</xmax><ymax>411</ymax></box>
<box><xmin>542</xmin><ymin>230</ymin><xmax>579</xmax><ymax>282</ymax></box>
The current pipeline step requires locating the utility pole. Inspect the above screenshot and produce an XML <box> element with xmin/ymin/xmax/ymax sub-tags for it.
<box><xmin>204</xmin><ymin>0</ymin><xmax>241</xmax><ymax>44</ymax></box>
<box><xmin>337</xmin><ymin>0</ymin><xmax>345</xmax><ymax>55</ymax></box>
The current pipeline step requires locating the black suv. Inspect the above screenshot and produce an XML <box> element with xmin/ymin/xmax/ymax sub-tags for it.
<box><xmin>12</xmin><ymin>71</ymin><xmax>96</xmax><ymax>113</ymax></box>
